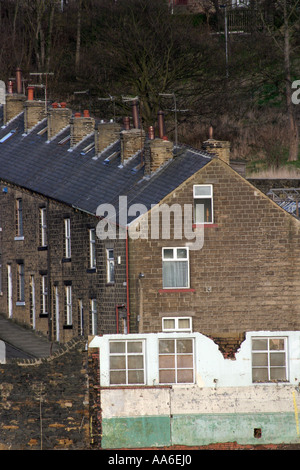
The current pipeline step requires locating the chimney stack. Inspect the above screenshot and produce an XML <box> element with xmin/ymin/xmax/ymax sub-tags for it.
<box><xmin>70</xmin><ymin>110</ymin><xmax>95</xmax><ymax>147</ymax></box>
<box><xmin>120</xmin><ymin>103</ymin><xmax>145</xmax><ymax>164</ymax></box>
<box><xmin>3</xmin><ymin>69</ymin><xmax>26</xmax><ymax>124</ymax></box>
<box><xmin>95</xmin><ymin>120</ymin><xmax>121</xmax><ymax>155</ymax></box>
<box><xmin>144</xmin><ymin>114</ymin><xmax>173</xmax><ymax>175</ymax></box>
<box><xmin>24</xmin><ymin>86</ymin><xmax>47</xmax><ymax>132</ymax></box>
<box><xmin>202</xmin><ymin>126</ymin><xmax>230</xmax><ymax>164</ymax></box>
<box><xmin>47</xmin><ymin>102</ymin><xmax>72</xmax><ymax>140</ymax></box>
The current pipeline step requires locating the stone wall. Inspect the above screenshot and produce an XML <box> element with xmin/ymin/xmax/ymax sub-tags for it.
<box><xmin>127</xmin><ymin>158</ymin><xmax>300</xmax><ymax>338</ymax></box>
<box><xmin>0</xmin><ymin>339</ymin><xmax>89</xmax><ymax>450</ymax></box>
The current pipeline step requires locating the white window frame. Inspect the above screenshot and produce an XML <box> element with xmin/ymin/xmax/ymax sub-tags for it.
<box><xmin>65</xmin><ymin>285</ymin><xmax>72</xmax><ymax>325</ymax></box>
<box><xmin>109</xmin><ymin>339</ymin><xmax>145</xmax><ymax>385</ymax></box>
<box><xmin>15</xmin><ymin>198</ymin><xmax>24</xmax><ymax>238</ymax></box>
<box><xmin>106</xmin><ymin>248</ymin><xmax>115</xmax><ymax>283</ymax></box>
<box><xmin>162</xmin><ymin>247</ymin><xmax>190</xmax><ymax>289</ymax></box>
<box><xmin>89</xmin><ymin>229</ymin><xmax>96</xmax><ymax>268</ymax></box>
<box><xmin>193</xmin><ymin>184</ymin><xmax>213</xmax><ymax>224</ymax></box>
<box><xmin>252</xmin><ymin>336</ymin><xmax>288</xmax><ymax>383</ymax></box>
<box><xmin>40</xmin><ymin>208</ymin><xmax>47</xmax><ymax>247</ymax></box>
<box><xmin>91</xmin><ymin>298</ymin><xmax>97</xmax><ymax>335</ymax></box>
<box><xmin>158</xmin><ymin>337</ymin><xmax>195</xmax><ymax>385</ymax></box>
<box><xmin>41</xmin><ymin>275</ymin><xmax>48</xmax><ymax>314</ymax></box>
<box><xmin>17</xmin><ymin>262</ymin><xmax>25</xmax><ymax>303</ymax></box>
<box><xmin>64</xmin><ymin>218</ymin><xmax>71</xmax><ymax>258</ymax></box>
<box><xmin>162</xmin><ymin>316</ymin><xmax>192</xmax><ymax>333</ymax></box>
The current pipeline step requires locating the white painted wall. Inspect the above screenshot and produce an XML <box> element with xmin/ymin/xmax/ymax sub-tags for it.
<box><xmin>89</xmin><ymin>330</ymin><xmax>300</xmax><ymax>388</ymax></box>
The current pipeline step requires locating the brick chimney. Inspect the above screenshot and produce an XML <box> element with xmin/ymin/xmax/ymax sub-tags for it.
<box><xmin>24</xmin><ymin>86</ymin><xmax>47</xmax><ymax>133</ymax></box>
<box><xmin>120</xmin><ymin>102</ymin><xmax>145</xmax><ymax>164</ymax></box>
<box><xmin>144</xmin><ymin>111</ymin><xmax>173</xmax><ymax>175</ymax></box>
<box><xmin>70</xmin><ymin>110</ymin><xmax>95</xmax><ymax>147</ymax></box>
<box><xmin>3</xmin><ymin>69</ymin><xmax>26</xmax><ymax>124</ymax></box>
<box><xmin>47</xmin><ymin>102</ymin><xmax>72</xmax><ymax>140</ymax></box>
<box><xmin>95</xmin><ymin>120</ymin><xmax>121</xmax><ymax>155</ymax></box>
<box><xmin>202</xmin><ymin>126</ymin><xmax>230</xmax><ymax>164</ymax></box>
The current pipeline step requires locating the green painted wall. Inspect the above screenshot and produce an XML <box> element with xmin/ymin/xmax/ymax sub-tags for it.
<box><xmin>101</xmin><ymin>412</ymin><xmax>300</xmax><ymax>448</ymax></box>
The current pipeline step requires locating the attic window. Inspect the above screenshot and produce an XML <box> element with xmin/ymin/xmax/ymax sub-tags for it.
<box><xmin>193</xmin><ymin>184</ymin><xmax>213</xmax><ymax>224</ymax></box>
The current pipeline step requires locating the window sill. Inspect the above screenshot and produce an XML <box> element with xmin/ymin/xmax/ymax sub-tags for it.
<box><xmin>159</xmin><ymin>288</ymin><xmax>195</xmax><ymax>293</ymax></box>
<box><xmin>14</xmin><ymin>236</ymin><xmax>24</xmax><ymax>241</ymax></box>
<box><xmin>63</xmin><ymin>324</ymin><xmax>73</xmax><ymax>330</ymax></box>
<box><xmin>16</xmin><ymin>301</ymin><xmax>25</xmax><ymax>306</ymax></box>
<box><xmin>62</xmin><ymin>257</ymin><xmax>71</xmax><ymax>263</ymax></box>
<box><xmin>38</xmin><ymin>246</ymin><xmax>48</xmax><ymax>251</ymax></box>
<box><xmin>192</xmin><ymin>224</ymin><xmax>218</xmax><ymax>228</ymax></box>
<box><xmin>87</xmin><ymin>268</ymin><xmax>97</xmax><ymax>273</ymax></box>
<box><xmin>106</xmin><ymin>282</ymin><xmax>115</xmax><ymax>287</ymax></box>
<box><xmin>39</xmin><ymin>313</ymin><xmax>48</xmax><ymax>318</ymax></box>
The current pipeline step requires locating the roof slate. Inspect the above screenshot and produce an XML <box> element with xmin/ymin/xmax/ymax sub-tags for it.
<box><xmin>0</xmin><ymin>106</ymin><xmax>211</xmax><ymax>221</ymax></box>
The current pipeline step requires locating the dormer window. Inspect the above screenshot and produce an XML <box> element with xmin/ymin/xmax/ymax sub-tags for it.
<box><xmin>193</xmin><ymin>184</ymin><xmax>213</xmax><ymax>223</ymax></box>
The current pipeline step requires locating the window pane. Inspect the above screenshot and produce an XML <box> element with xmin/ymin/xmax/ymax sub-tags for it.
<box><xmin>128</xmin><ymin>356</ymin><xmax>143</xmax><ymax>369</ymax></box>
<box><xmin>270</xmin><ymin>352</ymin><xmax>286</xmax><ymax>366</ymax></box>
<box><xmin>110</xmin><ymin>356</ymin><xmax>126</xmax><ymax>369</ymax></box>
<box><xmin>110</xmin><ymin>342</ymin><xmax>125</xmax><ymax>354</ymax></box>
<box><xmin>159</xmin><ymin>370</ymin><xmax>175</xmax><ymax>384</ymax></box>
<box><xmin>177</xmin><ymin>339</ymin><xmax>193</xmax><ymax>354</ymax></box>
<box><xmin>163</xmin><ymin>319</ymin><xmax>175</xmax><ymax>330</ymax></box>
<box><xmin>195</xmin><ymin>200</ymin><xmax>212</xmax><ymax>223</ymax></box>
<box><xmin>163</xmin><ymin>249</ymin><xmax>174</xmax><ymax>259</ymax></box>
<box><xmin>252</xmin><ymin>339</ymin><xmax>268</xmax><ymax>351</ymax></box>
<box><xmin>163</xmin><ymin>260</ymin><xmax>188</xmax><ymax>288</ymax></box>
<box><xmin>252</xmin><ymin>353</ymin><xmax>268</xmax><ymax>366</ymax></box>
<box><xmin>128</xmin><ymin>370</ymin><xmax>144</xmax><ymax>384</ymax></box>
<box><xmin>177</xmin><ymin>248</ymin><xmax>187</xmax><ymax>259</ymax></box>
<box><xmin>270</xmin><ymin>368</ymin><xmax>286</xmax><ymax>381</ymax></box>
<box><xmin>159</xmin><ymin>339</ymin><xmax>175</xmax><ymax>354</ymax></box>
<box><xmin>177</xmin><ymin>369</ymin><xmax>193</xmax><ymax>383</ymax></box>
<box><xmin>177</xmin><ymin>355</ymin><xmax>193</xmax><ymax>368</ymax></box>
<box><xmin>127</xmin><ymin>341</ymin><xmax>143</xmax><ymax>353</ymax></box>
<box><xmin>178</xmin><ymin>318</ymin><xmax>190</xmax><ymax>329</ymax></box>
<box><xmin>194</xmin><ymin>185</ymin><xmax>211</xmax><ymax>197</ymax></box>
<box><xmin>110</xmin><ymin>371</ymin><xmax>126</xmax><ymax>384</ymax></box>
<box><xmin>270</xmin><ymin>338</ymin><xmax>285</xmax><ymax>350</ymax></box>
<box><xmin>252</xmin><ymin>368</ymin><xmax>268</xmax><ymax>382</ymax></box>
<box><xmin>159</xmin><ymin>355</ymin><xmax>175</xmax><ymax>369</ymax></box>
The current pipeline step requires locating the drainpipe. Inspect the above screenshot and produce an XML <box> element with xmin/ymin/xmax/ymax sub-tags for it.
<box><xmin>126</xmin><ymin>227</ymin><xmax>130</xmax><ymax>333</ymax></box>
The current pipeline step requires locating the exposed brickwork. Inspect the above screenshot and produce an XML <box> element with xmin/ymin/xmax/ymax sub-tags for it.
<box><xmin>88</xmin><ymin>345</ymin><xmax>102</xmax><ymax>449</ymax></box>
<box><xmin>0</xmin><ymin>339</ymin><xmax>89</xmax><ymax>450</ymax></box>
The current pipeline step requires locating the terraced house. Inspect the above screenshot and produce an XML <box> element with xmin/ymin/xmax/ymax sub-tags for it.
<box><xmin>2</xmin><ymin>71</ymin><xmax>300</xmax><ymax>448</ymax></box>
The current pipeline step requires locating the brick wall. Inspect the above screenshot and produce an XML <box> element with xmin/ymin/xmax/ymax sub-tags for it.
<box><xmin>128</xmin><ymin>158</ymin><xmax>300</xmax><ymax>337</ymax></box>
<box><xmin>0</xmin><ymin>339</ymin><xmax>89</xmax><ymax>450</ymax></box>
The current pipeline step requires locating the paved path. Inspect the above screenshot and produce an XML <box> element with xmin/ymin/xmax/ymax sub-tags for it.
<box><xmin>0</xmin><ymin>313</ymin><xmax>60</xmax><ymax>359</ymax></box>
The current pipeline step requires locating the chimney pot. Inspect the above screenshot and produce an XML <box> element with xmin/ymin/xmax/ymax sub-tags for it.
<box><xmin>132</xmin><ymin>101</ymin><xmax>140</xmax><ymax>129</ymax></box>
<box><xmin>8</xmin><ymin>81</ymin><xmax>13</xmax><ymax>94</ymax></box>
<box><xmin>52</xmin><ymin>102</ymin><xmax>59</xmax><ymax>108</ymax></box>
<box><xmin>60</xmin><ymin>102</ymin><xmax>67</xmax><ymax>108</ymax></box>
<box><xmin>148</xmin><ymin>126</ymin><xmax>155</xmax><ymax>140</ymax></box>
<box><xmin>209</xmin><ymin>125</ymin><xmax>213</xmax><ymax>139</ymax></box>
<box><xmin>83</xmin><ymin>109</ymin><xmax>90</xmax><ymax>117</ymax></box>
<box><xmin>27</xmin><ymin>86</ymin><xmax>34</xmax><ymax>101</ymax></box>
<box><xmin>158</xmin><ymin>110</ymin><xmax>165</xmax><ymax>139</ymax></box>
<box><xmin>74</xmin><ymin>112</ymin><xmax>81</xmax><ymax>118</ymax></box>
<box><xmin>123</xmin><ymin>116</ymin><xmax>130</xmax><ymax>130</ymax></box>
<box><xmin>16</xmin><ymin>68</ymin><xmax>22</xmax><ymax>94</ymax></box>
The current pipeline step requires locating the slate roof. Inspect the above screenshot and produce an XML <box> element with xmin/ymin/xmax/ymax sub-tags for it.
<box><xmin>0</xmin><ymin>105</ymin><xmax>211</xmax><ymax>222</ymax></box>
